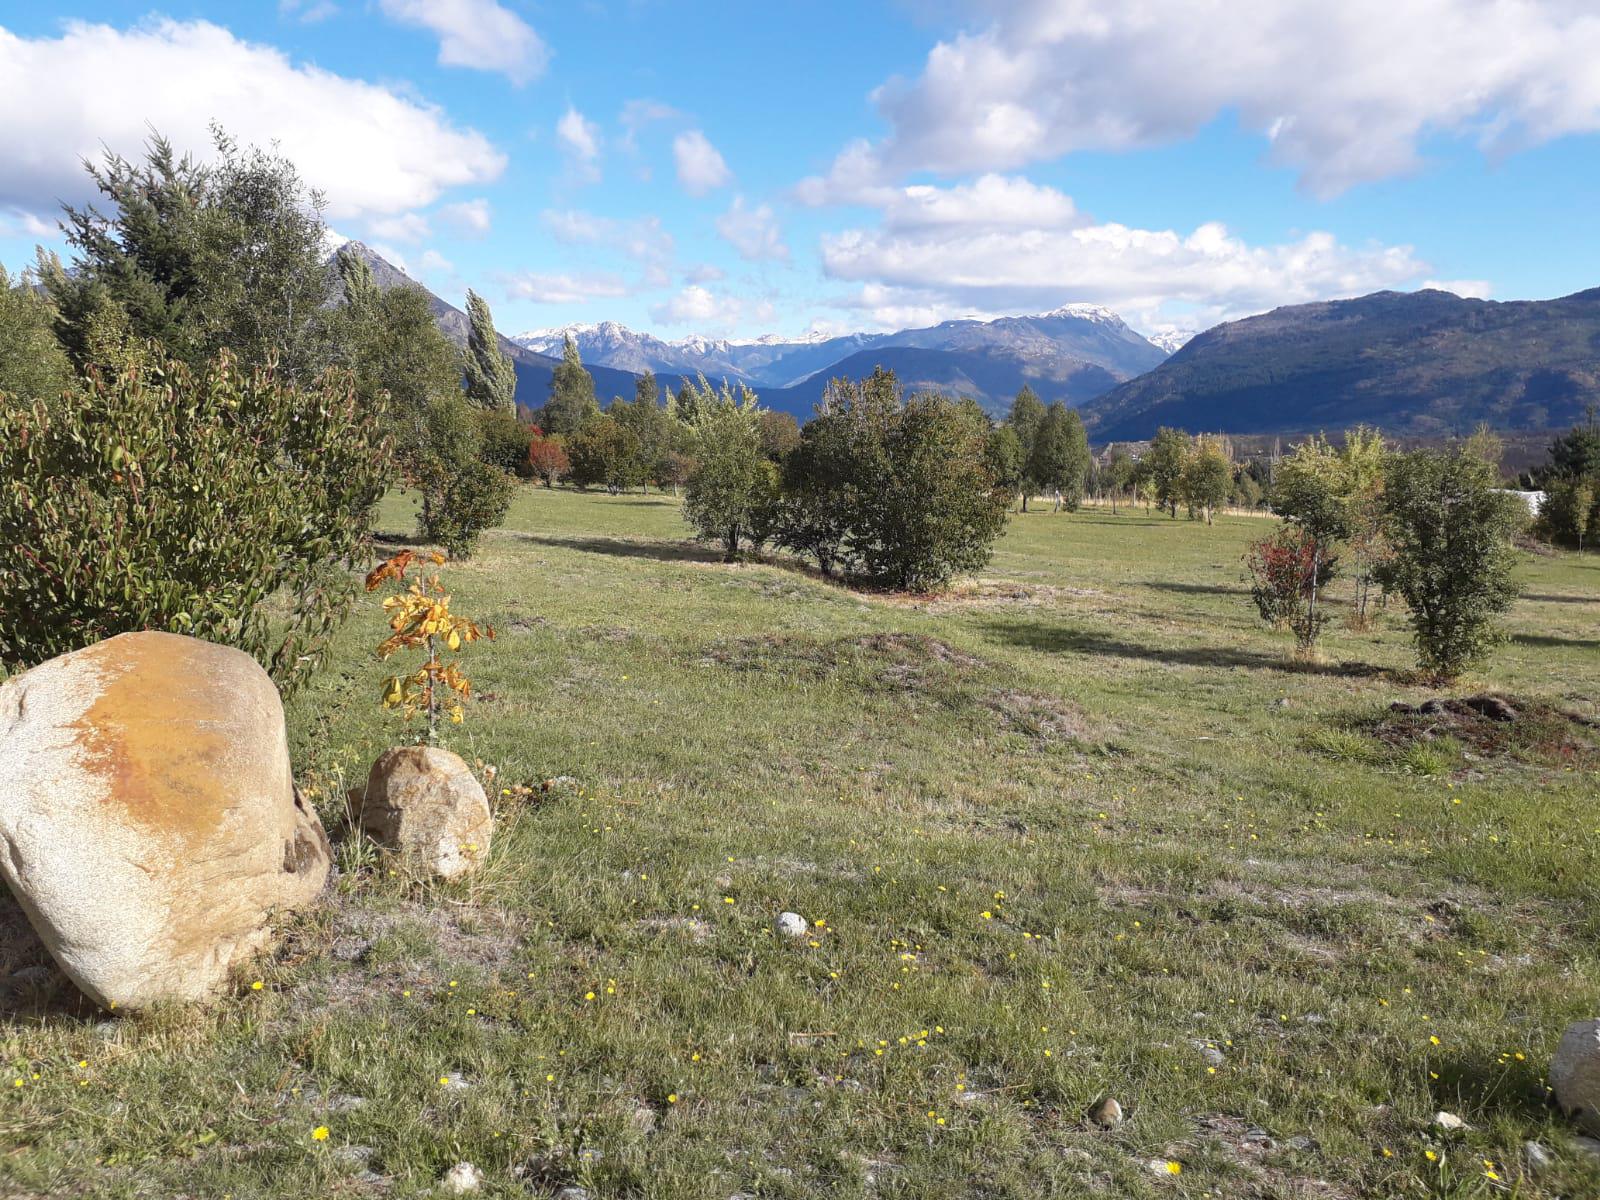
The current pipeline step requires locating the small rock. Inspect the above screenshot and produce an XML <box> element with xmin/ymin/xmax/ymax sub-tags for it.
<box><xmin>1523</xmin><ymin>1140</ymin><xmax>1554</xmax><ymax>1173</ymax></box>
<box><xmin>332</xmin><ymin>1145</ymin><xmax>375</xmax><ymax>1167</ymax></box>
<box><xmin>953</xmin><ymin>1090</ymin><xmax>992</xmax><ymax>1108</ymax></box>
<box><xmin>1286</xmin><ymin>1134</ymin><xmax>1315</xmax><ymax>1151</ymax></box>
<box><xmin>354</xmin><ymin>746</ymin><xmax>493</xmax><ymax>880</ymax></box>
<box><xmin>440</xmin><ymin>1161</ymin><xmax>483</xmax><ymax>1194</ymax></box>
<box><xmin>1433</xmin><ymin>1111</ymin><xmax>1469</xmax><ymax>1132</ymax></box>
<box><xmin>554</xmin><ymin>1190</ymin><xmax>590</xmax><ymax>1200</ymax></box>
<box><xmin>1088</xmin><ymin>1096</ymin><xmax>1124</xmax><ymax>1128</ymax></box>
<box><xmin>1241</xmin><ymin>1127</ymin><xmax>1276</xmax><ymax>1151</ymax></box>
<box><xmin>629</xmin><ymin>1105</ymin><xmax>658</xmax><ymax>1133</ymax></box>
<box><xmin>1574</xmin><ymin>1134</ymin><xmax>1600</xmax><ymax>1159</ymax></box>
<box><xmin>439</xmin><ymin>1071</ymin><xmax>472</xmax><ymax>1091</ymax></box>
<box><xmin>1552</xmin><ymin>1018</ymin><xmax>1600</xmax><ymax>1135</ymax></box>
<box><xmin>774</xmin><ymin>912</ymin><xmax>809</xmax><ymax>939</ymax></box>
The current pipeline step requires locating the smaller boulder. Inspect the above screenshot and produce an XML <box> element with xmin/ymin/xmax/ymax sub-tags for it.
<box><xmin>354</xmin><ymin>747</ymin><xmax>492</xmax><ymax>880</ymax></box>
<box><xmin>1553</xmin><ymin>1019</ymin><xmax>1600</xmax><ymax>1135</ymax></box>
<box><xmin>1088</xmin><ymin>1096</ymin><xmax>1123</xmax><ymax>1128</ymax></box>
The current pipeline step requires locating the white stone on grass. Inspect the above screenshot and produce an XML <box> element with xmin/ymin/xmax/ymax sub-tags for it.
<box><xmin>440</xmin><ymin>1161</ymin><xmax>483</xmax><ymax>1193</ymax></box>
<box><xmin>774</xmin><ymin>912</ymin><xmax>809</xmax><ymax>939</ymax></box>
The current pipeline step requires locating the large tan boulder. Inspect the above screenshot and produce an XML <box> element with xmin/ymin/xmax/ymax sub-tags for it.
<box><xmin>354</xmin><ymin>746</ymin><xmax>492</xmax><ymax>879</ymax></box>
<box><xmin>0</xmin><ymin>631</ymin><xmax>330</xmax><ymax>1009</ymax></box>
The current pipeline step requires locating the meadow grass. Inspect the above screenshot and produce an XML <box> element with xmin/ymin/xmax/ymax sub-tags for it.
<box><xmin>3</xmin><ymin>485</ymin><xmax>1599</xmax><ymax>1198</ymax></box>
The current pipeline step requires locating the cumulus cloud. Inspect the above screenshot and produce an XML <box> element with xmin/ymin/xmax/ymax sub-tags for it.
<box><xmin>439</xmin><ymin>197</ymin><xmax>491</xmax><ymax>236</ymax></box>
<box><xmin>649</xmin><ymin>284</ymin><xmax>762</xmax><ymax>330</ymax></box>
<box><xmin>818</xmin><ymin>176</ymin><xmax>1428</xmax><ymax>329</ymax></box>
<box><xmin>673</xmin><ymin>130</ymin><xmax>732</xmax><ymax>196</ymax></box>
<box><xmin>419</xmin><ymin>248</ymin><xmax>456</xmax><ymax>277</ymax></box>
<box><xmin>541</xmin><ymin>209</ymin><xmax>674</xmax><ymax>265</ymax></box>
<box><xmin>715</xmin><ymin>196</ymin><xmax>789</xmax><ymax>262</ymax></box>
<box><xmin>618</xmin><ymin>98</ymin><xmax>679</xmax><ymax>153</ymax></box>
<box><xmin>378</xmin><ymin>0</ymin><xmax>547</xmax><ymax>85</ymax></box>
<box><xmin>0</xmin><ymin>20</ymin><xmax>505</xmax><ymax>222</ymax></box>
<box><xmin>555</xmin><ymin>106</ymin><xmax>602</xmax><ymax>183</ymax></box>
<box><xmin>501</xmin><ymin>269</ymin><xmax>631</xmax><ymax>305</ymax></box>
<box><xmin>0</xmin><ymin>208</ymin><xmax>57</xmax><ymax>240</ymax></box>
<box><xmin>802</xmin><ymin>0</ymin><xmax>1600</xmax><ymax>198</ymax></box>
<box><xmin>367</xmin><ymin>211</ymin><xmax>430</xmax><ymax>243</ymax></box>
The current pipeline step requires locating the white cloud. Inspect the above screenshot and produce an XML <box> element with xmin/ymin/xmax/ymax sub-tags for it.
<box><xmin>556</xmin><ymin>106</ymin><xmax>602</xmax><ymax>183</ymax></box>
<box><xmin>0</xmin><ymin>20</ymin><xmax>505</xmax><ymax>222</ymax></box>
<box><xmin>685</xmin><ymin>263</ymin><xmax>726</xmax><ymax>284</ymax></box>
<box><xmin>279</xmin><ymin>0</ymin><xmax>338</xmax><ymax>23</ymax></box>
<box><xmin>378</xmin><ymin>0</ymin><xmax>547</xmax><ymax>85</ymax></box>
<box><xmin>618</xmin><ymin>98</ymin><xmax>678</xmax><ymax>153</ymax></box>
<box><xmin>0</xmin><ymin>208</ymin><xmax>57</xmax><ymax>240</ymax></box>
<box><xmin>439</xmin><ymin>197</ymin><xmax>491</xmax><ymax>236</ymax></box>
<box><xmin>649</xmin><ymin>284</ymin><xmax>752</xmax><ymax>330</ymax></box>
<box><xmin>541</xmin><ymin>209</ymin><xmax>674</xmax><ymax>265</ymax></box>
<box><xmin>673</xmin><ymin>130</ymin><xmax>732</xmax><ymax>196</ymax></box>
<box><xmin>367</xmin><ymin>211</ymin><xmax>431</xmax><ymax>243</ymax></box>
<box><xmin>557</xmin><ymin>107</ymin><xmax>601</xmax><ymax>162</ymax></box>
<box><xmin>1422</xmin><ymin>278</ymin><xmax>1493</xmax><ymax>298</ymax></box>
<box><xmin>501</xmin><ymin>269</ymin><xmax>631</xmax><ymax>305</ymax></box>
<box><xmin>805</xmin><ymin>0</ymin><xmax>1600</xmax><ymax>198</ymax></box>
<box><xmin>715</xmin><ymin>196</ymin><xmax>789</xmax><ymax>262</ymax></box>
<box><xmin>419</xmin><ymin>248</ymin><xmax>456</xmax><ymax>277</ymax></box>
<box><xmin>818</xmin><ymin>176</ymin><xmax>1428</xmax><ymax>329</ymax></box>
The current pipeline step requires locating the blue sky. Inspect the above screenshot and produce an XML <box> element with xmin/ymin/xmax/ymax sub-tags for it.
<box><xmin>3</xmin><ymin>1</ymin><xmax>1600</xmax><ymax>342</ymax></box>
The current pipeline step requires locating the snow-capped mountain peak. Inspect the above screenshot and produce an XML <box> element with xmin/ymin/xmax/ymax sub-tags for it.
<box><xmin>1037</xmin><ymin>302</ymin><xmax>1125</xmax><ymax>325</ymax></box>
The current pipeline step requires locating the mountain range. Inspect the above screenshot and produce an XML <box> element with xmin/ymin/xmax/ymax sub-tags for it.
<box><xmin>340</xmin><ymin>243</ymin><xmax>1600</xmax><ymax>440</ymax></box>
<box><xmin>1081</xmin><ymin>288</ymin><xmax>1600</xmax><ymax>440</ymax></box>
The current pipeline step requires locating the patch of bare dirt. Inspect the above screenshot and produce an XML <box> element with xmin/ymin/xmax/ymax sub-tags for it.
<box><xmin>1372</xmin><ymin>693</ymin><xmax>1599</xmax><ymax>766</ymax></box>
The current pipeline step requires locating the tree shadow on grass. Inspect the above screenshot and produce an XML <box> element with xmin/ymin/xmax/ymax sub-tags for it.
<box><xmin>513</xmin><ymin>532</ymin><xmax>723</xmax><ymax>564</ymax></box>
<box><xmin>982</xmin><ymin>618</ymin><xmax>1382</xmax><ymax>678</ymax></box>
<box><xmin>1145</xmin><ymin>580</ymin><xmax>1252</xmax><ymax>598</ymax></box>
<box><xmin>1522</xmin><ymin>593</ymin><xmax>1598</xmax><ymax>605</ymax></box>
<box><xmin>1512</xmin><ymin>633</ymin><xmax>1600</xmax><ymax>650</ymax></box>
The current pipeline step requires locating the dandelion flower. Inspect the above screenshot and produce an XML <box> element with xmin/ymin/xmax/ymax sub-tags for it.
<box><xmin>311</xmin><ymin>1126</ymin><xmax>330</xmax><ymax>1142</ymax></box>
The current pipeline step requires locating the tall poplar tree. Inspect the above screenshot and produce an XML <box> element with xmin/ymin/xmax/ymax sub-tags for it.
<box><xmin>464</xmin><ymin>289</ymin><xmax>517</xmax><ymax>413</ymax></box>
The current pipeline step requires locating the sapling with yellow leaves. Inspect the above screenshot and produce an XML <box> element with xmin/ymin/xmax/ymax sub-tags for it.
<box><xmin>364</xmin><ymin>549</ymin><xmax>493</xmax><ymax>744</ymax></box>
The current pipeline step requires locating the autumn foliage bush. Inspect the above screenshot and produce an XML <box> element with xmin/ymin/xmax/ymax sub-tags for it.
<box><xmin>1244</xmin><ymin>525</ymin><xmax>1336</xmax><ymax>655</ymax></box>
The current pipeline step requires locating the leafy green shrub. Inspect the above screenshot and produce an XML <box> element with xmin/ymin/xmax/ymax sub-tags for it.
<box><xmin>682</xmin><ymin>380</ymin><xmax>780</xmax><ymax>561</ymax></box>
<box><xmin>1377</xmin><ymin>446</ymin><xmax>1521</xmax><ymax>681</ymax></box>
<box><xmin>415</xmin><ymin>396</ymin><xmax>514</xmax><ymax>558</ymax></box>
<box><xmin>781</xmin><ymin>369</ymin><xmax>1009</xmax><ymax>592</ymax></box>
<box><xmin>567</xmin><ymin>414</ymin><xmax>646</xmax><ymax>493</ymax></box>
<box><xmin>0</xmin><ymin>348</ymin><xmax>388</xmax><ymax>692</ymax></box>
<box><xmin>476</xmin><ymin>408</ymin><xmax>536</xmax><ymax>475</ymax></box>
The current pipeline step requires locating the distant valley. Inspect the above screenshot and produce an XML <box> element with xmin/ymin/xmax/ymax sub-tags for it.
<box><xmin>344</xmin><ymin>243</ymin><xmax>1600</xmax><ymax>441</ymax></box>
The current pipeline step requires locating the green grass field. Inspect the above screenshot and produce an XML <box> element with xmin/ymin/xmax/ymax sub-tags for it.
<box><xmin>4</xmin><ymin>486</ymin><xmax>1599</xmax><ymax>1198</ymax></box>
